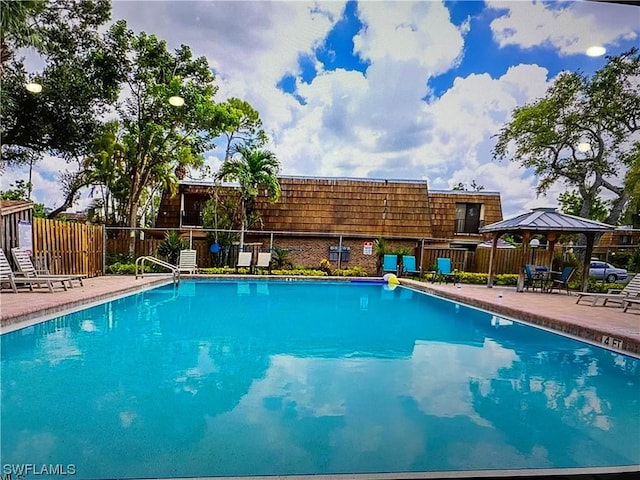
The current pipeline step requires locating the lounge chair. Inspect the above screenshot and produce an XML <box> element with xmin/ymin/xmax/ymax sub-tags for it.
<box><xmin>0</xmin><ymin>248</ymin><xmax>61</xmax><ymax>293</ymax></box>
<box><xmin>382</xmin><ymin>254</ymin><xmax>398</xmax><ymax>275</ymax></box>
<box><xmin>177</xmin><ymin>249</ymin><xmax>197</xmax><ymax>274</ymax></box>
<box><xmin>11</xmin><ymin>247</ymin><xmax>85</xmax><ymax>288</ymax></box>
<box><xmin>547</xmin><ymin>266</ymin><xmax>575</xmax><ymax>295</ymax></box>
<box><xmin>401</xmin><ymin>255</ymin><xmax>420</xmax><ymax>277</ymax></box>
<box><xmin>436</xmin><ymin>257</ymin><xmax>458</xmax><ymax>285</ymax></box>
<box><xmin>622</xmin><ymin>297</ymin><xmax>640</xmax><ymax>313</ymax></box>
<box><xmin>575</xmin><ymin>274</ymin><xmax>640</xmax><ymax>307</ymax></box>
<box><xmin>236</xmin><ymin>251</ymin><xmax>252</xmax><ymax>272</ymax></box>
<box><xmin>255</xmin><ymin>252</ymin><xmax>272</xmax><ymax>274</ymax></box>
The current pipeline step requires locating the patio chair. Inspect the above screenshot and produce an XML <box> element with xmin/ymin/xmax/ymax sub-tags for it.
<box><xmin>382</xmin><ymin>254</ymin><xmax>398</xmax><ymax>275</ymax></box>
<box><xmin>177</xmin><ymin>249</ymin><xmax>197</xmax><ymax>274</ymax></box>
<box><xmin>255</xmin><ymin>252</ymin><xmax>272</xmax><ymax>274</ymax></box>
<box><xmin>575</xmin><ymin>274</ymin><xmax>640</xmax><ymax>307</ymax></box>
<box><xmin>524</xmin><ymin>265</ymin><xmax>537</xmax><ymax>292</ymax></box>
<box><xmin>548</xmin><ymin>266</ymin><xmax>575</xmax><ymax>295</ymax></box>
<box><xmin>11</xmin><ymin>247</ymin><xmax>83</xmax><ymax>288</ymax></box>
<box><xmin>436</xmin><ymin>257</ymin><xmax>458</xmax><ymax>285</ymax></box>
<box><xmin>236</xmin><ymin>251</ymin><xmax>252</xmax><ymax>272</ymax></box>
<box><xmin>401</xmin><ymin>255</ymin><xmax>420</xmax><ymax>277</ymax></box>
<box><xmin>0</xmin><ymin>248</ymin><xmax>61</xmax><ymax>293</ymax></box>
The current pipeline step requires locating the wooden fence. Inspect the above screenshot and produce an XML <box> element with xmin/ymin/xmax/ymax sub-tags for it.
<box><xmin>32</xmin><ymin>218</ymin><xmax>104</xmax><ymax>277</ymax></box>
<box><xmin>420</xmin><ymin>246</ymin><xmax>554</xmax><ymax>275</ymax></box>
<box><xmin>104</xmin><ymin>232</ymin><xmax>550</xmax><ymax>275</ymax></box>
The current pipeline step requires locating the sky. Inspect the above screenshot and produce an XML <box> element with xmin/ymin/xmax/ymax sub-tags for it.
<box><xmin>4</xmin><ymin>0</ymin><xmax>640</xmax><ymax>219</ymax></box>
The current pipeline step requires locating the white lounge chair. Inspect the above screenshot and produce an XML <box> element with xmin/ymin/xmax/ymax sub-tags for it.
<box><xmin>255</xmin><ymin>252</ymin><xmax>272</xmax><ymax>274</ymax></box>
<box><xmin>575</xmin><ymin>274</ymin><xmax>640</xmax><ymax>307</ymax></box>
<box><xmin>623</xmin><ymin>297</ymin><xmax>640</xmax><ymax>313</ymax></box>
<box><xmin>177</xmin><ymin>249</ymin><xmax>197</xmax><ymax>274</ymax></box>
<box><xmin>11</xmin><ymin>247</ymin><xmax>84</xmax><ymax>288</ymax></box>
<box><xmin>236</xmin><ymin>252</ymin><xmax>252</xmax><ymax>272</ymax></box>
<box><xmin>0</xmin><ymin>248</ymin><xmax>62</xmax><ymax>293</ymax></box>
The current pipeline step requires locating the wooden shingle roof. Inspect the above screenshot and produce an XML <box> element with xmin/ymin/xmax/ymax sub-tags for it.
<box><xmin>253</xmin><ymin>176</ymin><xmax>433</xmax><ymax>237</ymax></box>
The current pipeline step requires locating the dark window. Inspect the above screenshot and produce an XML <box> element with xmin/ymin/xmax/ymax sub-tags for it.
<box><xmin>455</xmin><ymin>203</ymin><xmax>482</xmax><ymax>234</ymax></box>
<box><xmin>329</xmin><ymin>246</ymin><xmax>350</xmax><ymax>262</ymax></box>
<box><xmin>183</xmin><ymin>197</ymin><xmax>204</xmax><ymax>226</ymax></box>
<box><xmin>620</xmin><ymin>234</ymin><xmax>633</xmax><ymax>245</ymax></box>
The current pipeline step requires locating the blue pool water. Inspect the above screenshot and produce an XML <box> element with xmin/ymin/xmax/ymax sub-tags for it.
<box><xmin>1</xmin><ymin>280</ymin><xmax>639</xmax><ymax>478</ymax></box>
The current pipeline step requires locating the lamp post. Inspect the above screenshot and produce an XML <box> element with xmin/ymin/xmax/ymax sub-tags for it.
<box><xmin>529</xmin><ymin>238</ymin><xmax>540</xmax><ymax>265</ymax></box>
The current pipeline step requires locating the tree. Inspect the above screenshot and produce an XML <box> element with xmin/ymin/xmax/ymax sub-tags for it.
<box><xmin>1</xmin><ymin>0</ymin><xmax>124</xmax><ymax>205</ymax></box>
<box><xmin>0</xmin><ymin>179</ymin><xmax>46</xmax><ymax>217</ymax></box>
<box><xmin>558</xmin><ymin>190</ymin><xmax>610</xmax><ymax>223</ymax></box>
<box><xmin>93</xmin><ymin>22</ymin><xmax>226</xmax><ymax>255</ymax></box>
<box><xmin>216</xmin><ymin>146</ymin><xmax>281</xmax><ymax>248</ymax></box>
<box><xmin>452</xmin><ymin>180</ymin><xmax>485</xmax><ymax>192</ymax></box>
<box><xmin>0</xmin><ymin>0</ymin><xmax>46</xmax><ymax>75</ymax></box>
<box><xmin>623</xmin><ymin>147</ymin><xmax>640</xmax><ymax>226</ymax></box>
<box><xmin>493</xmin><ymin>48</ymin><xmax>640</xmax><ymax>228</ymax></box>
<box><xmin>217</xmin><ymin>98</ymin><xmax>268</xmax><ymax>160</ymax></box>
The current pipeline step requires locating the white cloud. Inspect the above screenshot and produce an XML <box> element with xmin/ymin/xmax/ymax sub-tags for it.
<box><xmin>10</xmin><ymin>0</ymin><xmax>638</xmax><ymax>219</ymax></box>
<box><xmin>488</xmin><ymin>0</ymin><xmax>638</xmax><ymax>56</ymax></box>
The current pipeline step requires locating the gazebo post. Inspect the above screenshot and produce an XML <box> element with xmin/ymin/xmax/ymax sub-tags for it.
<box><xmin>581</xmin><ymin>232</ymin><xmax>596</xmax><ymax>292</ymax></box>
<box><xmin>486</xmin><ymin>233</ymin><xmax>499</xmax><ymax>288</ymax></box>
<box><xmin>517</xmin><ymin>231</ymin><xmax>532</xmax><ymax>292</ymax></box>
<box><xmin>546</xmin><ymin>233</ymin><xmax>558</xmax><ymax>270</ymax></box>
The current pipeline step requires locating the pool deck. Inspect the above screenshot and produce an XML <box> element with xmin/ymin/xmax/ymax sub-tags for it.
<box><xmin>1</xmin><ymin>274</ymin><xmax>639</xmax><ymax>357</ymax></box>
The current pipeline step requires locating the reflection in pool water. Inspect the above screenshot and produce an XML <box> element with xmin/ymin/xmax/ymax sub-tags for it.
<box><xmin>1</xmin><ymin>280</ymin><xmax>638</xmax><ymax>478</ymax></box>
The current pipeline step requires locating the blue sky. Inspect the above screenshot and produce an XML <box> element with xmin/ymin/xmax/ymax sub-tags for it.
<box><xmin>9</xmin><ymin>1</ymin><xmax>640</xmax><ymax>218</ymax></box>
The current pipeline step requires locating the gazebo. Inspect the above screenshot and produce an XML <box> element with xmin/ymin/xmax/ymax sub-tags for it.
<box><xmin>479</xmin><ymin>207</ymin><xmax>615</xmax><ymax>292</ymax></box>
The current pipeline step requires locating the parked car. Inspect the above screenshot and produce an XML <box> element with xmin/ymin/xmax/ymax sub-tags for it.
<box><xmin>589</xmin><ymin>261</ymin><xmax>628</xmax><ymax>282</ymax></box>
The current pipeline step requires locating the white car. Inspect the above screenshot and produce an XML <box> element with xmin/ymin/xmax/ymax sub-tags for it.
<box><xmin>588</xmin><ymin>261</ymin><xmax>628</xmax><ymax>282</ymax></box>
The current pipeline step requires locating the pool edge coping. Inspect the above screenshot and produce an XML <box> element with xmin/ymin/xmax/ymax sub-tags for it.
<box><xmin>401</xmin><ymin>279</ymin><xmax>640</xmax><ymax>357</ymax></box>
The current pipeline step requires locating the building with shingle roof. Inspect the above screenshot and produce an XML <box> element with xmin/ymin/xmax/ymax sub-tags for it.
<box><xmin>154</xmin><ymin>176</ymin><xmax>503</xmax><ymax>273</ymax></box>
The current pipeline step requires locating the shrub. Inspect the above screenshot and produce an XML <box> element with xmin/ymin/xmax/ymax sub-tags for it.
<box><xmin>105</xmin><ymin>262</ymin><xmax>155</xmax><ymax>275</ymax></box>
<box><xmin>157</xmin><ymin>231</ymin><xmax>188</xmax><ymax>264</ymax></box>
<box><xmin>627</xmin><ymin>246</ymin><xmax>640</xmax><ymax>273</ymax></box>
<box><xmin>318</xmin><ymin>258</ymin><xmax>332</xmax><ymax>275</ymax></box>
<box><xmin>271</xmin><ymin>246</ymin><xmax>293</xmax><ymax>269</ymax></box>
<box><xmin>334</xmin><ymin>266</ymin><xmax>368</xmax><ymax>277</ymax></box>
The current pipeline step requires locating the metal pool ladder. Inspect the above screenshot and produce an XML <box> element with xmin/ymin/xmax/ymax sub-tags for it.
<box><xmin>135</xmin><ymin>256</ymin><xmax>180</xmax><ymax>285</ymax></box>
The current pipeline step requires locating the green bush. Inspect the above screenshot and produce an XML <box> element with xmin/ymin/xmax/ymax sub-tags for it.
<box><xmin>157</xmin><ymin>231</ymin><xmax>188</xmax><ymax>264</ymax></box>
<box><xmin>333</xmin><ymin>266</ymin><xmax>368</xmax><ymax>277</ymax></box>
<box><xmin>627</xmin><ymin>246</ymin><xmax>640</xmax><ymax>272</ymax></box>
<box><xmin>585</xmin><ymin>277</ymin><xmax>625</xmax><ymax>293</ymax></box>
<box><xmin>197</xmin><ymin>267</ymin><xmax>248</xmax><ymax>274</ymax></box>
<box><xmin>451</xmin><ymin>272</ymin><xmax>518</xmax><ymax>286</ymax></box>
<box><xmin>271</xmin><ymin>268</ymin><xmax>327</xmax><ymax>276</ymax></box>
<box><xmin>105</xmin><ymin>262</ymin><xmax>155</xmax><ymax>275</ymax></box>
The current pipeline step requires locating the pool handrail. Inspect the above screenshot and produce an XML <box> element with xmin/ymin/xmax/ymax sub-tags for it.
<box><xmin>135</xmin><ymin>256</ymin><xmax>180</xmax><ymax>285</ymax></box>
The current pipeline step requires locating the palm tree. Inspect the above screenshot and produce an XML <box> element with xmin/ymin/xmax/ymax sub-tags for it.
<box><xmin>216</xmin><ymin>145</ymin><xmax>281</xmax><ymax>248</ymax></box>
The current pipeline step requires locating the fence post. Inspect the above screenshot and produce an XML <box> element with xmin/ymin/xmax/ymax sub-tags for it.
<box><xmin>103</xmin><ymin>226</ymin><xmax>107</xmax><ymax>275</ymax></box>
<box><xmin>338</xmin><ymin>235</ymin><xmax>343</xmax><ymax>270</ymax></box>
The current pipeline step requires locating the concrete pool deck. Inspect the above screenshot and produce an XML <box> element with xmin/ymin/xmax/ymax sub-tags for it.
<box><xmin>1</xmin><ymin>274</ymin><xmax>639</xmax><ymax>356</ymax></box>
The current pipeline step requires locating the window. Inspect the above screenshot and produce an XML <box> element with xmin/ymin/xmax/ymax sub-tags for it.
<box><xmin>329</xmin><ymin>246</ymin><xmax>350</xmax><ymax>262</ymax></box>
<box><xmin>455</xmin><ymin>203</ymin><xmax>482</xmax><ymax>234</ymax></box>
<box><xmin>183</xmin><ymin>196</ymin><xmax>204</xmax><ymax>226</ymax></box>
<box><xmin>620</xmin><ymin>234</ymin><xmax>633</xmax><ymax>245</ymax></box>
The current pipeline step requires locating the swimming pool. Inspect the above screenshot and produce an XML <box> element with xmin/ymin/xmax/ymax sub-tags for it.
<box><xmin>1</xmin><ymin>279</ymin><xmax>638</xmax><ymax>478</ymax></box>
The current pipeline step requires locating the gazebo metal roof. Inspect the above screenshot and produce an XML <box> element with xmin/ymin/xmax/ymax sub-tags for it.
<box><xmin>479</xmin><ymin>207</ymin><xmax>613</xmax><ymax>234</ymax></box>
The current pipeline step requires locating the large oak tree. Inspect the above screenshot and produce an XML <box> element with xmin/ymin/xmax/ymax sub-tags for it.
<box><xmin>493</xmin><ymin>48</ymin><xmax>640</xmax><ymax>227</ymax></box>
